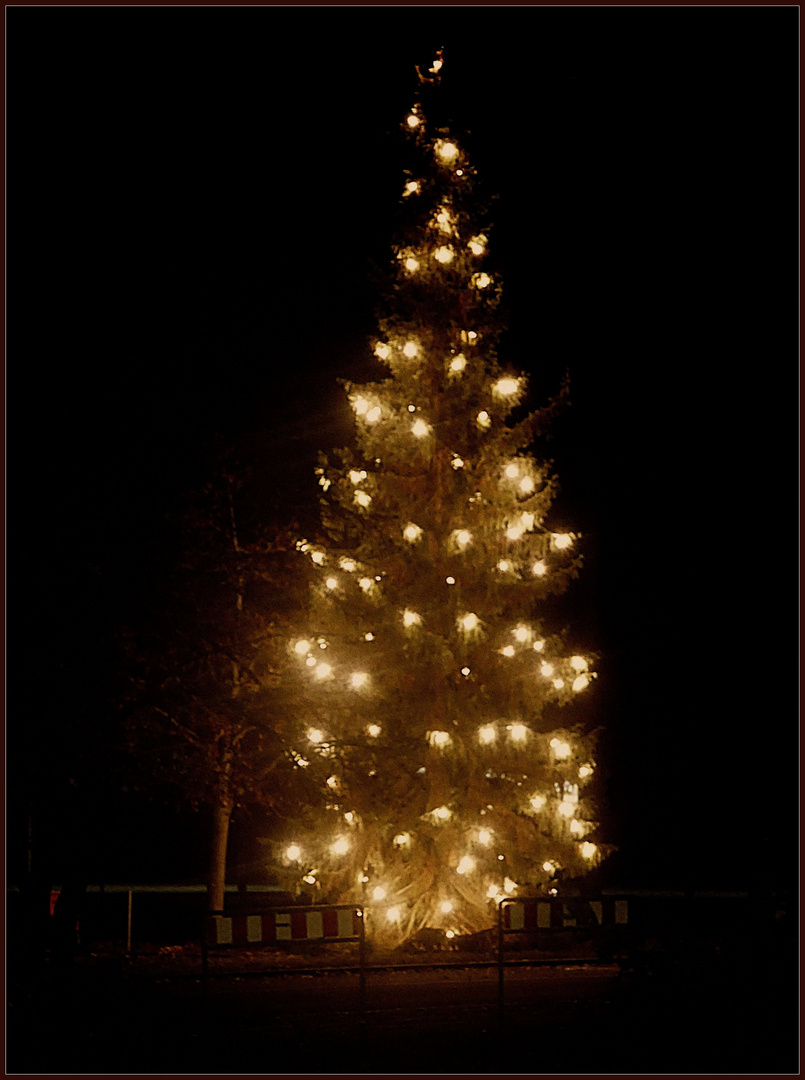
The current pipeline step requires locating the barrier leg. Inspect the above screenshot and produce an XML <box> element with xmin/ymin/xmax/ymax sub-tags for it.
<box><xmin>497</xmin><ymin>906</ymin><xmax>505</xmax><ymax>1022</ymax></box>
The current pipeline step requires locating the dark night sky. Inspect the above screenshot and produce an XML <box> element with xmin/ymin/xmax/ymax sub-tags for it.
<box><xmin>11</xmin><ymin>7</ymin><xmax>799</xmax><ymax>888</ymax></box>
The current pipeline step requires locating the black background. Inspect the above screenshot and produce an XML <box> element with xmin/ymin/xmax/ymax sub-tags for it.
<box><xmin>10</xmin><ymin>7</ymin><xmax>799</xmax><ymax>890</ymax></box>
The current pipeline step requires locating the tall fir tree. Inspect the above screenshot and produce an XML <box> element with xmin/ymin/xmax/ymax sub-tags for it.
<box><xmin>274</xmin><ymin>53</ymin><xmax>606</xmax><ymax>944</ymax></box>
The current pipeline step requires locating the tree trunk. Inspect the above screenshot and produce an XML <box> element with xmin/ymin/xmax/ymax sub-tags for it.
<box><xmin>208</xmin><ymin>796</ymin><xmax>233</xmax><ymax>914</ymax></box>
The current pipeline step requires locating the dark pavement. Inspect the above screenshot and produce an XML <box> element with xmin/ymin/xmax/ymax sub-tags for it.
<box><xmin>8</xmin><ymin>953</ymin><xmax>798</xmax><ymax>1075</ymax></box>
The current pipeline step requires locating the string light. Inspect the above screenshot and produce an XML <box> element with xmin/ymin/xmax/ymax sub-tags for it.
<box><xmin>294</xmin><ymin>640</ymin><xmax>311</xmax><ymax>655</ymax></box>
<box><xmin>434</xmin><ymin>246</ymin><xmax>454</xmax><ymax>264</ymax></box>
<box><xmin>366</xmin><ymin>406</ymin><xmax>382</xmax><ymax>422</ymax></box>
<box><xmin>510</xmin><ymin>724</ymin><xmax>527</xmax><ymax>741</ymax></box>
<box><xmin>404</xmin><ymin>523</ymin><xmax>423</xmax><ymax>542</ymax></box>
<box><xmin>456</xmin><ymin>856</ymin><xmax>475</xmax><ymax>874</ymax></box>
<box><xmin>349</xmin><ymin>469</ymin><xmax>367</xmax><ymax>484</ymax></box>
<box><xmin>310</xmin><ymin>551</ymin><xmax>324</xmax><ymax>565</ymax></box>
<box><xmin>325</xmin><ymin>577</ymin><xmax>338</xmax><ymax>590</ymax></box>
<box><xmin>501</xmin><ymin>645</ymin><xmax>515</xmax><ymax>657</ymax></box>
<box><xmin>367</xmin><ymin>724</ymin><xmax>381</xmax><ymax>737</ymax></box>
<box><xmin>332</xmin><ymin>837</ymin><xmax>350</xmax><ymax>855</ymax></box>
<box><xmin>456</xmin><ymin>529</ymin><xmax>471</xmax><ymax>546</ymax></box>
<box><xmin>434</xmin><ymin>806</ymin><xmax>451</xmax><ymax>820</ymax></box>
<box><xmin>403</xmin><ymin>341</ymin><xmax>419</xmax><ymax>358</ymax></box>
<box><xmin>473</xmin><ymin>272</ymin><xmax>491</xmax><ymax>289</ymax></box>
<box><xmin>449</xmin><ymin>354</ymin><xmax>466</xmax><ymax>372</ymax></box>
<box><xmin>354</xmin><ymin>491</ymin><xmax>371</xmax><ymax>508</ymax></box>
<box><xmin>513</xmin><ymin>626</ymin><xmax>529</xmax><ymax>643</ymax></box>
<box><xmin>404</xmin><ymin>181</ymin><xmax>419</xmax><ymax>195</ymax></box>
<box><xmin>359</xmin><ymin>577</ymin><xmax>373</xmax><ymax>591</ymax></box>
<box><xmin>530</xmin><ymin>795</ymin><xmax>546</xmax><ymax>811</ymax></box>
<box><xmin>573</xmin><ymin>675</ymin><xmax>590</xmax><ymax>692</ymax></box>
<box><xmin>364</xmin><ymin>632</ymin><xmax>375</xmax><ymax>641</ymax></box>
<box><xmin>307</xmin><ymin>729</ymin><xmax>324</xmax><ymax>743</ymax></box>
<box><xmin>477</xmin><ymin>829</ymin><xmax>492</xmax><ymax>846</ymax></box>
<box><xmin>405</xmin><ymin>257</ymin><xmax>420</xmax><ymax>272</ymax></box>
<box><xmin>351</xmin><ymin>672</ymin><xmax>368</xmax><ymax>689</ymax></box>
<box><xmin>558</xmin><ymin>799</ymin><xmax>575</xmax><ymax>818</ymax></box>
<box><xmin>579</xmin><ymin>764</ymin><xmax>593</xmax><ymax>779</ymax></box>
<box><xmin>551</xmin><ymin>738</ymin><xmax>571</xmax><ymax>759</ymax></box>
<box><xmin>340</xmin><ymin>558</ymin><xmax>356</xmax><ymax>572</ymax></box>
<box><xmin>315</xmin><ymin>663</ymin><xmax>332</xmax><ymax>679</ymax></box>
<box><xmin>553</xmin><ymin>678</ymin><xmax>565</xmax><ymax>690</ymax></box>
<box><xmin>403</xmin><ymin>609</ymin><xmax>421</xmax><ymax>628</ymax></box>
<box><xmin>497</xmin><ymin>560</ymin><xmax>510</xmax><ymax>572</ymax></box>
<box><xmin>478</xmin><ymin>725</ymin><xmax>496</xmax><ymax>744</ymax></box>
<box><xmin>440</xmin><ymin>900</ymin><xmax>453</xmax><ymax>914</ymax></box>
<box><xmin>519</xmin><ymin>476</ymin><xmax>535</xmax><ymax>493</ymax></box>
<box><xmin>461</xmin><ymin>612</ymin><xmax>479</xmax><ymax>631</ymax></box>
<box><xmin>393</xmin><ymin>832</ymin><xmax>410</xmax><ymax>847</ymax></box>
<box><xmin>553</xmin><ymin>533</ymin><xmax>573</xmax><ymax>550</ymax></box>
<box><xmin>429</xmin><ymin>730</ymin><xmax>451</xmax><ymax>748</ymax></box>
<box><xmin>468</xmin><ymin>235</ymin><xmax>486</xmax><ymax>255</ymax></box>
<box><xmin>570</xmin><ymin>656</ymin><xmax>588</xmax><ymax>671</ymax></box>
<box><xmin>303</xmin><ymin>874</ymin><xmax>316</xmax><ymax>885</ymax></box>
<box><xmin>570</xmin><ymin>820</ymin><xmax>584</xmax><ymax>836</ymax></box>
<box><xmin>451</xmin><ymin>456</ymin><xmax>464</xmax><ymax>469</ymax></box>
<box><xmin>493</xmin><ymin>378</ymin><xmax>519</xmax><ymax>396</ymax></box>
<box><xmin>305</xmin><ymin>656</ymin><xmax>317</xmax><ymax>668</ymax></box>
<box><xmin>460</xmin><ymin>667</ymin><xmax>471</xmax><ymax>676</ymax></box>
<box><xmin>285</xmin><ymin>844</ymin><xmax>301</xmax><ymax>861</ymax></box>
<box><xmin>532</xmin><ymin>561</ymin><xmax>546</xmax><ymax>576</ymax></box>
<box><xmin>533</xmin><ymin>640</ymin><xmax>545</xmax><ymax>652</ymax></box>
<box><xmin>477</xmin><ymin>411</ymin><xmax>491</xmax><ymax>429</ymax></box>
<box><xmin>386</xmin><ymin>907</ymin><xmax>400</xmax><ymax>922</ymax></box>
<box><xmin>505</xmin><ymin>463</ymin><xmax>519</xmax><ymax>478</ymax></box>
<box><xmin>372</xmin><ymin>886</ymin><xmax>387</xmax><ymax>901</ymax></box>
<box><xmin>540</xmin><ymin>662</ymin><xmax>554</xmax><ymax>677</ymax></box>
<box><xmin>407</xmin><ymin>113</ymin><xmax>420</xmax><ymax>128</ymax></box>
<box><xmin>412</xmin><ymin>418</ymin><xmax>430</xmax><ymax>437</ymax></box>
<box><xmin>436</xmin><ymin>140</ymin><xmax>458</xmax><ymax>161</ymax></box>
<box><xmin>487</xmin><ymin>884</ymin><xmax>500</xmax><ymax>899</ymax></box>
<box><xmin>581</xmin><ymin>842</ymin><xmax>597</xmax><ymax>859</ymax></box>
<box><xmin>446</xmin><ymin>576</ymin><xmax>456</xmax><ymax>585</ymax></box>
<box><xmin>375</xmin><ymin>343</ymin><xmax>391</xmax><ymax>360</ymax></box>
<box><xmin>506</xmin><ymin>524</ymin><xmax>524</xmax><ymax>541</ymax></box>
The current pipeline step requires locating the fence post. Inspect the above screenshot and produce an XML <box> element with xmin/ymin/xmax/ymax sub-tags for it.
<box><xmin>126</xmin><ymin>890</ymin><xmax>132</xmax><ymax>955</ymax></box>
<box><xmin>497</xmin><ymin>900</ymin><xmax>505</xmax><ymax>1022</ymax></box>
<box><xmin>358</xmin><ymin>907</ymin><xmax>366</xmax><ymax>1021</ymax></box>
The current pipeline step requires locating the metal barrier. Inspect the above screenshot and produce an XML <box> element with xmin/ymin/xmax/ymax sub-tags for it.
<box><xmin>497</xmin><ymin>896</ymin><xmax>629</xmax><ymax>1017</ymax></box>
<box><xmin>202</xmin><ymin>903</ymin><xmax>366</xmax><ymax>1007</ymax></box>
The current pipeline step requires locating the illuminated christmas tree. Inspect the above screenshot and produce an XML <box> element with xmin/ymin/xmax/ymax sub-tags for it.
<box><xmin>275</xmin><ymin>53</ymin><xmax>605</xmax><ymax>944</ymax></box>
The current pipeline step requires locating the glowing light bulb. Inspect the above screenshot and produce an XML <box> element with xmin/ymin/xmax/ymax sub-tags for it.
<box><xmin>468</xmin><ymin>236</ymin><xmax>486</xmax><ymax>255</ymax></box>
<box><xmin>311</xmin><ymin>551</ymin><xmax>325</xmax><ymax>565</ymax></box>
<box><xmin>553</xmin><ymin>678</ymin><xmax>565</xmax><ymax>690</ymax></box>
<box><xmin>530</xmin><ymin>795</ymin><xmax>546</xmax><ymax>811</ymax></box>
<box><xmin>581</xmin><ymin>842</ymin><xmax>597</xmax><ymax>859</ymax></box>
<box><xmin>497</xmin><ymin>560</ymin><xmax>510</xmax><ymax>572</ymax></box>
<box><xmin>451</xmin><ymin>456</ymin><xmax>464</xmax><ymax>469</ymax></box>
<box><xmin>532</xmin><ymin>561</ymin><xmax>546</xmax><ymax>577</ymax></box>
<box><xmin>436</xmin><ymin>140</ymin><xmax>458</xmax><ymax>161</ymax></box>
<box><xmin>553</xmin><ymin>534</ymin><xmax>573</xmax><ymax>550</ymax></box>
<box><xmin>533</xmin><ymin>640</ymin><xmax>545</xmax><ymax>652</ymax></box>
<box><xmin>473</xmin><ymin>272</ymin><xmax>491</xmax><ymax>289</ymax></box>
<box><xmin>572</xmin><ymin>675</ymin><xmax>589</xmax><ymax>692</ymax></box>
<box><xmin>519</xmin><ymin>476</ymin><xmax>535</xmax><ymax>493</ymax></box>
<box><xmin>446</xmin><ymin>576</ymin><xmax>456</xmax><ymax>585</ymax></box>
<box><xmin>460</xmin><ymin>667</ymin><xmax>470</xmax><ymax>676</ymax></box>
<box><xmin>493</xmin><ymin>378</ymin><xmax>519</xmax><ymax>396</ymax></box>
<box><xmin>407</xmin><ymin>113</ymin><xmax>420</xmax><ymax>128</ymax></box>
<box><xmin>340</xmin><ymin>558</ymin><xmax>356</xmax><ymax>572</ymax></box>
<box><xmin>386</xmin><ymin>907</ymin><xmax>400</xmax><ymax>922</ymax></box>
<box><xmin>344</xmin><ymin>811</ymin><xmax>355</xmax><ymax>823</ymax></box>
<box><xmin>393</xmin><ymin>832</ymin><xmax>410</xmax><ymax>847</ymax></box>
<box><xmin>332</xmin><ymin>837</ymin><xmax>350</xmax><ymax>855</ymax></box>
<box><xmin>501</xmin><ymin>645</ymin><xmax>515</xmax><ymax>657</ymax></box>
<box><xmin>367</xmin><ymin>724</ymin><xmax>381</xmax><ymax>737</ymax></box>
<box><xmin>521</xmin><ymin>513</ymin><xmax>535</xmax><ymax>530</ymax></box>
<box><xmin>479</xmin><ymin>725</ymin><xmax>496</xmax><ymax>744</ymax></box>
<box><xmin>349</xmin><ymin>469</ymin><xmax>365</xmax><ymax>484</ymax></box>
<box><xmin>326</xmin><ymin>775</ymin><xmax>339</xmax><ymax>789</ymax></box>
<box><xmin>450</xmin><ymin>354</ymin><xmax>466</xmax><ymax>372</ymax></box>
<box><xmin>366</xmin><ymin>406</ymin><xmax>381</xmax><ymax>423</ymax></box>
<box><xmin>412</xmin><ymin>419</ymin><xmax>429</xmax><ymax>438</ymax></box>
<box><xmin>405</xmin><ymin>257</ymin><xmax>420</xmax><ymax>272</ymax></box>
<box><xmin>487</xmin><ymin>884</ymin><xmax>500</xmax><ymax>899</ymax></box>
<box><xmin>440</xmin><ymin>900</ymin><xmax>454</xmax><ymax>914</ymax></box>
<box><xmin>505</xmin><ymin>463</ymin><xmax>519</xmax><ymax>478</ymax></box>
<box><xmin>285</xmin><ymin>844</ymin><xmax>301</xmax><ymax>861</ymax></box>
<box><xmin>504</xmin><ymin>877</ymin><xmax>518</xmax><ymax>894</ymax></box>
<box><xmin>514</xmin><ymin>626</ymin><xmax>529</xmax><ymax>643</ymax></box>
<box><xmin>403</xmin><ymin>609</ymin><xmax>420</xmax><ymax>628</ymax></box>
<box><xmin>372</xmin><ymin>886</ymin><xmax>386</xmax><ymax>901</ymax></box>
<box><xmin>570</xmin><ymin>656</ymin><xmax>587</xmax><ymax>672</ymax></box>
<box><xmin>354</xmin><ymin>491</ymin><xmax>371</xmax><ymax>508</ymax></box>
<box><xmin>303</xmin><ymin>874</ymin><xmax>316</xmax><ymax>885</ymax></box>
<box><xmin>364</xmin><ymin>632</ymin><xmax>375</xmax><ymax>641</ymax></box>
<box><xmin>375</xmin><ymin>342</ymin><xmax>391</xmax><ymax>360</ymax></box>
<box><xmin>477</xmin><ymin>410</ymin><xmax>491</xmax><ymax>429</ymax></box>
<box><xmin>403</xmin><ymin>341</ymin><xmax>419</xmax><ymax>358</ymax></box>
<box><xmin>434</xmin><ymin>246</ymin><xmax>454</xmax><ymax>263</ymax></box>
<box><xmin>408</xmin><ymin>404</ymin><xmax>416</xmax><ymax>412</ymax></box>
<box><xmin>456</xmin><ymin>856</ymin><xmax>475</xmax><ymax>875</ymax></box>
<box><xmin>461</xmin><ymin>612</ymin><xmax>479</xmax><ymax>631</ymax></box>
<box><xmin>429</xmin><ymin>731</ymin><xmax>451</xmax><ymax>748</ymax></box>
<box><xmin>540</xmin><ymin>662</ymin><xmax>554</xmax><ymax>677</ymax></box>
<box><xmin>294</xmin><ymin>640</ymin><xmax>311</xmax><ymax>655</ymax></box>
<box><xmin>558</xmin><ymin>799</ymin><xmax>575</xmax><ymax>818</ymax></box>
<box><xmin>353</xmin><ymin>397</ymin><xmax>369</xmax><ymax>415</ymax></box>
<box><xmin>551</xmin><ymin>739</ymin><xmax>571</xmax><ymax>759</ymax></box>
<box><xmin>325</xmin><ymin>576</ymin><xmax>338</xmax><ymax>590</ymax></box>
<box><xmin>434</xmin><ymin>806</ymin><xmax>451</xmax><ymax>820</ymax></box>
<box><xmin>314</xmin><ymin>663</ymin><xmax>332</xmax><ymax>679</ymax></box>
<box><xmin>318</xmin><ymin>475</ymin><xmax>331</xmax><ymax>490</ymax></box>
<box><xmin>308</xmin><ymin>728</ymin><xmax>324</xmax><ymax>743</ymax></box>
<box><xmin>570</xmin><ymin>820</ymin><xmax>584</xmax><ymax>836</ymax></box>
<box><xmin>351</xmin><ymin>672</ymin><xmax>368</xmax><ymax>689</ymax></box>
<box><xmin>478</xmin><ymin>829</ymin><xmax>492</xmax><ymax>846</ymax></box>
<box><xmin>305</xmin><ymin>656</ymin><xmax>317</xmax><ymax>667</ymax></box>
<box><xmin>510</xmin><ymin>724</ymin><xmax>527</xmax><ymax>741</ymax></box>
<box><xmin>579</xmin><ymin>764</ymin><xmax>593</xmax><ymax>779</ymax></box>
<box><xmin>359</xmin><ymin>577</ymin><xmax>373</xmax><ymax>591</ymax></box>
<box><xmin>543</xmin><ymin>861</ymin><xmax>555</xmax><ymax>873</ymax></box>
<box><xmin>404</xmin><ymin>523</ymin><xmax>422</xmax><ymax>541</ymax></box>
<box><xmin>405</xmin><ymin>180</ymin><xmax>419</xmax><ymax>194</ymax></box>
<box><xmin>506</xmin><ymin>524</ymin><xmax>524</xmax><ymax>541</ymax></box>
<box><xmin>456</xmin><ymin>529</ymin><xmax>471</xmax><ymax>546</ymax></box>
